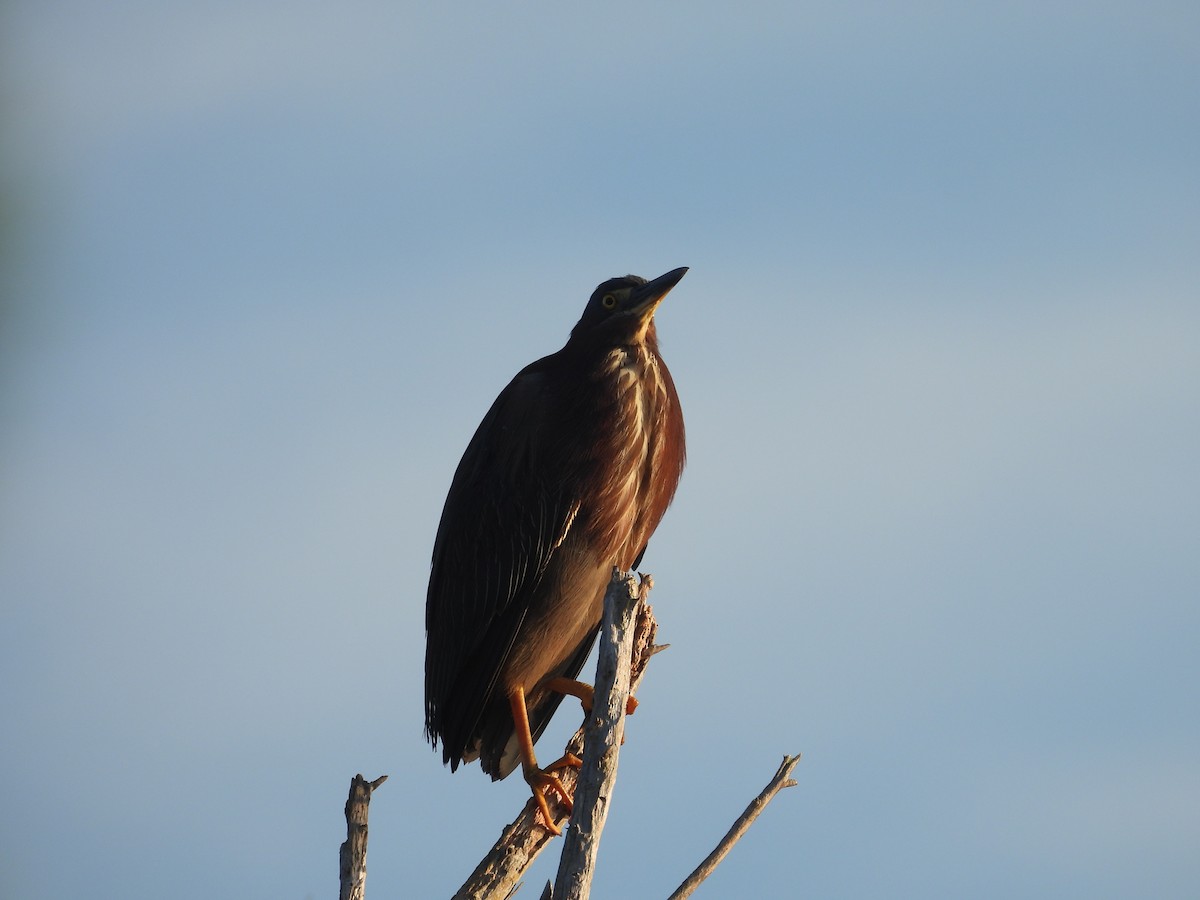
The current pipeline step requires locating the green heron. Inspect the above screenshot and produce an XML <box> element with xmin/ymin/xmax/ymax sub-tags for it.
<box><xmin>425</xmin><ymin>267</ymin><xmax>688</xmax><ymax>834</ymax></box>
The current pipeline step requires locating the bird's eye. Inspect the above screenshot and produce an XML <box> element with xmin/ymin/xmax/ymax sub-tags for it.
<box><xmin>601</xmin><ymin>294</ymin><xmax>618</xmax><ymax>309</ymax></box>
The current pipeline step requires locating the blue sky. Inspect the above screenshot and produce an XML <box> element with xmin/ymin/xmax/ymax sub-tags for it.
<box><xmin>2</xmin><ymin>2</ymin><xmax>1198</xmax><ymax>897</ymax></box>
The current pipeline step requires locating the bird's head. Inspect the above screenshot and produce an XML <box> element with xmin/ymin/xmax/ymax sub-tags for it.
<box><xmin>569</xmin><ymin>266</ymin><xmax>688</xmax><ymax>346</ymax></box>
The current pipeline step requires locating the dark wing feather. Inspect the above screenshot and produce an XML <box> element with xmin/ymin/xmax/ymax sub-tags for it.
<box><xmin>424</xmin><ymin>359</ymin><xmax>577</xmax><ymax>767</ymax></box>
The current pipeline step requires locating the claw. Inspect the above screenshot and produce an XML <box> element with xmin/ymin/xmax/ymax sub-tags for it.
<box><xmin>525</xmin><ymin>765</ymin><xmax>573</xmax><ymax>834</ymax></box>
<box><xmin>545</xmin><ymin>752</ymin><xmax>583</xmax><ymax>772</ymax></box>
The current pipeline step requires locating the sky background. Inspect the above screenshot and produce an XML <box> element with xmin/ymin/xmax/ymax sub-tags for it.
<box><xmin>2</xmin><ymin>2</ymin><xmax>1198</xmax><ymax>897</ymax></box>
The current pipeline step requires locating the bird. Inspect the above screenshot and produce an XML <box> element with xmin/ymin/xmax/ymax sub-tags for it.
<box><xmin>424</xmin><ymin>267</ymin><xmax>688</xmax><ymax>834</ymax></box>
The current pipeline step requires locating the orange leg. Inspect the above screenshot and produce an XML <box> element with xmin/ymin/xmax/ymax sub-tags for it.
<box><xmin>546</xmin><ymin>676</ymin><xmax>639</xmax><ymax>716</ymax></box>
<box><xmin>509</xmin><ymin>686</ymin><xmax>579</xmax><ymax>835</ymax></box>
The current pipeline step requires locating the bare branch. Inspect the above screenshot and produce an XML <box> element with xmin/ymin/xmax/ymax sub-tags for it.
<box><xmin>551</xmin><ymin>570</ymin><xmax>647</xmax><ymax>899</ymax></box>
<box><xmin>339</xmin><ymin>773</ymin><xmax>388</xmax><ymax>900</ymax></box>
<box><xmin>666</xmin><ymin>754</ymin><xmax>802</xmax><ymax>900</ymax></box>
<box><xmin>453</xmin><ymin>574</ymin><xmax>661</xmax><ymax>900</ymax></box>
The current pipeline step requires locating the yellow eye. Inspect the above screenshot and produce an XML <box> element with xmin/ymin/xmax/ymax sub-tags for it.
<box><xmin>601</xmin><ymin>294</ymin><xmax>618</xmax><ymax>309</ymax></box>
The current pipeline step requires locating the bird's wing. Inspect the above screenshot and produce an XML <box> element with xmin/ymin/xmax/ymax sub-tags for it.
<box><xmin>424</xmin><ymin>361</ymin><xmax>580</xmax><ymax>759</ymax></box>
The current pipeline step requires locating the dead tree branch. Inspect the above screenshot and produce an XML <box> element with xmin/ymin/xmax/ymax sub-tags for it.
<box><xmin>551</xmin><ymin>571</ymin><xmax>649</xmax><ymax>899</ymax></box>
<box><xmin>666</xmin><ymin>754</ymin><xmax>802</xmax><ymax>900</ymax></box>
<box><xmin>339</xmin><ymin>773</ymin><xmax>388</xmax><ymax>900</ymax></box>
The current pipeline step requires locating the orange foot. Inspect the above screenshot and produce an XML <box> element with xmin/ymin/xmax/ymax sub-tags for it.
<box><xmin>545</xmin><ymin>751</ymin><xmax>583</xmax><ymax>772</ymax></box>
<box><xmin>509</xmin><ymin>687</ymin><xmax>584</xmax><ymax>835</ymax></box>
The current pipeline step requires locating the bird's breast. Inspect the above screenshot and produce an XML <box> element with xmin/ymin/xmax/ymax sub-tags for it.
<box><xmin>581</xmin><ymin>345</ymin><xmax>677</xmax><ymax>567</ymax></box>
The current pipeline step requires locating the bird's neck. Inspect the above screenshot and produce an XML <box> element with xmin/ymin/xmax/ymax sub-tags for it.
<box><xmin>564</xmin><ymin>320</ymin><xmax>660</xmax><ymax>365</ymax></box>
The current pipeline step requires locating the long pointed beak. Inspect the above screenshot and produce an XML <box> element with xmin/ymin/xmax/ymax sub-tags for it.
<box><xmin>630</xmin><ymin>266</ymin><xmax>688</xmax><ymax>317</ymax></box>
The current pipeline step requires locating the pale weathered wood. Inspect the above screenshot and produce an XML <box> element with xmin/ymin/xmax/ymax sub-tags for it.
<box><xmin>666</xmin><ymin>754</ymin><xmax>802</xmax><ymax>900</ymax></box>
<box><xmin>551</xmin><ymin>571</ymin><xmax>647</xmax><ymax>899</ymax></box>
<box><xmin>339</xmin><ymin>773</ymin><xmax>388</xmax><ymax>900</ymax></box>
<box><xmin>452</xmin><ymin>572</ymin><xmax>661</xmax><ymax>900</ymax></box>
